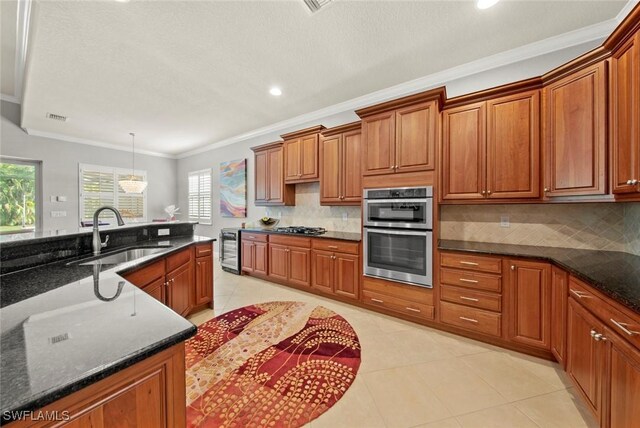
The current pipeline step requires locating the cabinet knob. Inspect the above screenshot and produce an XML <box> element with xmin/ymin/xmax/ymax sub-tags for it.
<box><xmin>510</xmin><ymin>265</ymin><xmax>515</xmax><ymax>271</ymax></box>
<box><xmin>632</xmin><ymin>179</ymin><xmax>639</xmax><ymax>185</ymax></box>
<box><xmin>627</xmin><ymin>180</ymin><xmax>633</xmax><ymax>185</ymax></box>
<box><xmin>544</xmin><ymin>187</ymin><xmax>550</xmax><ymax>192</ymax></box>
<box><xmin>481</xmin><ymin>190</ymin><xmax>486</xmax><ymax>195</ymax></box>
<box><xmin>487</xmin><ymin>190</ymin><xmax>492</xmax><ymax>195</ymax></box>
<box><xmin>390</xmin><ymin>166</ymin><xmax>394</xmax><ymax>170</ymax></box>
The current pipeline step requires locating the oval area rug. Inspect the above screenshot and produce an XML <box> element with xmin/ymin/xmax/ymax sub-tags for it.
<box><xmin>185</xmin><ymin>301</ymin><xmax>362</xmax><ymax>427</ymax></box>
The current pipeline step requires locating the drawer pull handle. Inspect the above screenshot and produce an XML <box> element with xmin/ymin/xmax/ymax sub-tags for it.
<box><xmin>610</xmin><ymin>319</ymin><xmax>640</xmax><ymax>336</ymax></box>
<box><xmin>327</xmin><ymin>245</ymin><xmax>338</xmax><ymax>249</ymax></box>
<box><xmin>405</xmin><ymin>307</ymin><xmax>421</xmax><ymax>313</ymax></box>
<box><xmin>460</xmin><ymin>296</ymin><xmax>480</xmax><ymax>302</ymax></box>
<box><xmin>459</xmin><ymin>316</ymin><xmax>478</xmax><ymax>323</ymax></box>
<box><xmin>248</xmin><ymin>236</ymin><xmax>256</xmax><ymax>239</ymax></box>
<box><xmin>460</xmin><ymin>261</ymin><xmax>479</xmax><ymax>266</ymax></box>
<box><xmin>570</xmin><ymin>289</ymin><xmax>592</xmax><ymax>299</ymax></box>
<box><xmin>371</xmin><ymin>298</ymin><xmax>384</xmax><ymax>303</ymax></box>
<box><xmin>459</xmin><ymin>278</ymin><xmax>479</xmax><ymax>283</ymax></box>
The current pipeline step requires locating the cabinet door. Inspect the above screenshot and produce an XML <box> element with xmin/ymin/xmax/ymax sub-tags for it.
<box><xmin>551</xmin><ymin>266</ymin><xmax>568</xmax><ymax>367</ymax></box>
<box><xmin>395</xmin><ymin>101</ymin><xmax>437</xmax><ymax>173</ymax></box>
<box><xmin>254</xmin><ymin>242</ymin><xmax>268</xmax><ymax>276</ymax></box>
<box><xmin>241</xmin><ymin>239</ymin><xmax>254</xmax><ymax>273</ymax></box>
<box><xmin>319</xmin><ymin>135</ymin><xmax>342</xmax><ymax>204</ymax></box>
<box><xmin>442</xmin><ymin>102</ymin><xmax>486</xmax><ymax>200</ymax></box>
<box><xmin>335</xmin><ymin>253</ymin><xmax>359</xmax><ymax>299</ymax></box>
<box><xmin>284</xmin><ymin>139</ymin><xmax>301</xmax><ymax>182</ymax></box>
<box><xmin>543</xmin><ymin>61</ymin><xmax>607</xmax><ymax>196</ymax></box>
<box><xmin>605</xmin><ymin>327</ymin><xmax>640</xmax><ymax>428</ymax></box>
<box><xmin>311</xmin><ymin>250</ymin><xmax>334</xmax><ymax>293</ymax></box>
<box><xmin>487</xmin><ymin>91</ymin><xmax>540</xmax><ymax>199</ymax></box>
<box><xmin>508</xmin><ymin>260</ymin><xmax>551</xmax><ymax>349</ymax></box>
<box><xmin>255</xmin><ymin>150</ymin><xmax>269</xmax><ymax>202</ymax></box>
<box><xmin>362</xmin><ymin>111</ymin><xmax>396</xmax><ymax>176</ymax></box>
<box><xmin>167</xmin><ymin>263</ymin><xmax>193</xmax><ymax>317</ymax></box>
<box><xmin>300</xmin><ymin>134</ymin><xmax>319</xmax><ymax>180</ymax></box>
<box><xmin>268</xmin><ymin>244</ymin><xmax>288</xmax><ymax>282</ymax></box>
<box><xmin>289</xmin><ymin>247</ymin><xmax>311</xmax><ymax>287</ymax></box>
<box><xmin>610</xmin><ymin>33</ymin><xmax>640</xmax><ymax>194</ymax></box>
<box><xmin>567</xmin><ymin>298</ymin><xmax>605</xmax><ymax>420</ymax></box>
<box><xmin>342</xmin><ymin>130</ymin><xmax>362</xmax><ymax>203</ymax></box>
<box><xmin>268</xmin><ymin>147</ymin><xmax>284</xmax><ymax>202</ymax></box>
<box><xmin>142</xmin><ymin>277</ymin><xmax>166</xmax><ymax>305</ymax></box>
<box><xmin>195</xmin><ymin>255</ymin><xmax>213</xmax><ymax>307</ymax></box>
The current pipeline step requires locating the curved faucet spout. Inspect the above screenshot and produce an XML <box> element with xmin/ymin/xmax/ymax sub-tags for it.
<box><xmin>92</xmin><ymin>206</ymin><xmax>125</xmax><ymax>255</ymax></box>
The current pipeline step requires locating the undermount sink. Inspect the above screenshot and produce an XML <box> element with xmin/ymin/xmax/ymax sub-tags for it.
<box><xmin>71</xmin><ymin>246</ymin><xmax>173</xmax><ymax>266</ymax></box>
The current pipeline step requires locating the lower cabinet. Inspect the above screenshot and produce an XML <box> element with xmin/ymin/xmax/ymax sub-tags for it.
<box><xmin>144</xmin><ymin>277</ymin><xmax>167</xmax><ymax>304</ymax></box>
<box><xmin>268</xmin><ymin>240</ymin><xmax>311</xmax><ymax>287</ymax></box>
<box><xmin>311</xmin><ymin>250</ymin><xmax>359</xmax><ymax>299</ymax></box>
<box><xmin>605</xmin><ymin>327</ymin><xmax>640</xmax><ymax>428</ymax></box>
<box><xmin>507</xmin><ymin>259</ymin><xmax>551</xmax><ymax>350</ymax></box>
<box><xmin>550</xmin><ymin>266</ymin><xmax>568</xmax><ymax>366</ymax></box>
<box><xmin>167</xmin><ymin>261</ymin><xmax>193</xmax><ymax>317</ymax></box>
<box><xmin>195</xmin><ymin>253</ymin><xmax>213</xmax><ymax>307</ymax></box>
<box><xmin>241</xmin><ymin>233</ymin><xmax>269</xmax><ymax>276</ymax></box>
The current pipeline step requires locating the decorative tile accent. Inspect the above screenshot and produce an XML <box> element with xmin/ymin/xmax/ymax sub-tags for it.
<box><xmin>266</xmin><ymin>183</ymin><xmax>361</xmax><ymax>233</ymax></box>
<box><xmin>624</xmin><ymin>203</ymin><xmax>640</xmax><ymax>256</ymax></box>
<box><xmin>440</xmin><ymin>204</ymin><xmax>626</xmax><ymax>252</ymax></box>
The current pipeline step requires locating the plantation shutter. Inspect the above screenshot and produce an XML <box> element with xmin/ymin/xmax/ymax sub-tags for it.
<box><xmin>188</xmin><ymin>169</ymin><xmax>211</xmax><ymax>224</ymax></box>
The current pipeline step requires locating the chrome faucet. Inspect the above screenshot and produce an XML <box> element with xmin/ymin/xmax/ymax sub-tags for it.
<box><xmin>92</xmin><ymin>206</ymin><xmax>125</xmax><ymax>255</ymax></box>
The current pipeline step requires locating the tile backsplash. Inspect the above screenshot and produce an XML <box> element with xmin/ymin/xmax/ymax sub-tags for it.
<box><xmin>440</xmin><ymin>203</ymin><xmax>631</xmax><ymax>252</ymax></box>
<box><xmin>265</xmin><ymin>183</ymin><xmax>361</xmax><ymax>233</ymax></box>
<box><xmin>624</xmin><ymin>203</ymin><xmax>640</xmax><ymax>256</ymax></box>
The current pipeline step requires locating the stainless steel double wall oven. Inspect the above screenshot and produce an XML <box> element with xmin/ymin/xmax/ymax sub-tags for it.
<box><xmin>363</xmin><ymin>186</ymin><xmax>433</xmax><ymax>288</ymax></box>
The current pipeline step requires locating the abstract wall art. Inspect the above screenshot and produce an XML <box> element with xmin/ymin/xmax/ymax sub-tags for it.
<box><xmin>219</xmin><ymin>159</ymin><xmax>246</xmax><ymax>218</ymax></box>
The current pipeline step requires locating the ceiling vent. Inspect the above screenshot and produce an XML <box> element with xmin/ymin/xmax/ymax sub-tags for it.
<box><xmin>303</xmin><ymin>0</ymin><xmax>333</xmax><ymax>13</ymax></box>
<box><xmin>46</xmin><ymin>112</ymin><xmax>68</xmax><ymax>122</ymax></box>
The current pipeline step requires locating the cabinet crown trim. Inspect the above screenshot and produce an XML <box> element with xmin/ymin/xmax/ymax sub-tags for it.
<box><xmin>604</xmin><ymin>2</ymin><xmax>640</xmax><ymax>50</ymax></box>
<box><xmin>251</xmin><ymin>141</ymin><xmax>284</xmax><ymax>152</ymax></box>
<box><xmin>355</xmin><ymin>86</ymin><xmax>446</xmax><ymax>117</ymax></box>
<box><xmin>443</xmin><ymin>77</ymin><xmax>542</xmax><ymax>109</ymax></box>
<box><xmin>280</xmin><ymin>125</ymin><xmax>326</xmax><ymax>140</ymax></box>
<box><xmin>320</xmin><ymin>121</ymin><xmax>362</xmax><ymax>136</ymax></box>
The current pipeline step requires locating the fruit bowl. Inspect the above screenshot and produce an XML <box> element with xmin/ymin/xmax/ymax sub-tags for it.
<box><xmin>259</xmin><ymin>217</ymin><xmax>279</xmax><ymax>228</ymax></box>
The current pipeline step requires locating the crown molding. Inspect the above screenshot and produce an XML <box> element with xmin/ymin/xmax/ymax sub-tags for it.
<box><xmin>280</xmin><ymin>124</ymin><xmax>326</xmax><ymax>140</ymax></box>
<box><xmin>24</xmin><ymin>128</ymin><xmax>177</xmax><ymax>159</ymax></box>
<box><xmin>176</xmin><ymin>16</ymin><xmax>617</xmax><ymax>159</ymax></box>
<box><xmin>0</xmin><ymin>94</ymin><xmax>21</xmax><ymax>104</ymax></box>
<box><xmin>616</xmin><ymin>0</ymin><xmax>639</xmax><ymax>23</ymax></box>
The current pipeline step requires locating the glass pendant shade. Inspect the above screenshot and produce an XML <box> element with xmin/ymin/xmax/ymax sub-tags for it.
<box><xmin>118</xmin><ymin>132</ymin><xmax>148</xmax><ymax>194</ymax></box>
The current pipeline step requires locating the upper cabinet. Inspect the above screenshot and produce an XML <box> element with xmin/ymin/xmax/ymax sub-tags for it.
<box><xmin>442</xmin><ymin>88</ymin><xmax>540</xmax><ymax>201</ymax></box>
<box><xmin>319</xmin><ymin>122</ymin><xmax>362</xmax><ymax>205</ymax></box>
<box><xmin>542</xmin><ymin>61</ymin><xmax>607</xmax><ymax>197</ymax></box>
<box><xmin>281</xmin><ymin>125</ymin><xmax>325</xmax><ymax>184</ymax></box>
<box><xmin>251</xmin><ymin>142</ymin><xmax>295</xmax><ymax>206</ymax></box>
<box><xmin>610</xmin><ymin>31</ymin><xmax>640</xmax><ymax>195</ymax></box>
<box><xmin>356</xmin><ymin>89</ymin><xmax>444</xmax><ymax>177</ymax></box>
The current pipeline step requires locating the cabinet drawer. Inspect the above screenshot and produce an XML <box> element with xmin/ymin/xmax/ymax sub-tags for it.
<box><xmin>241</xmin><ymin>232</ymin><xmax>268</xmax><ymax>242</ymax></box>
<box><xmin>312</xmin><ymin>238</ymin><xmax>359</xmax><ymax>255</ymax></box>
<box><xmin>440</xmin><ymin>301</ymin><xmax>502</xmax><ymax>337</ymax></box>
<box><xmin>123</xmin><ymin>259</ymin><xmax>165</xmax><ymax>287</ymax></box>
<box><xmin>570</xmin><ymin>276</ymin><xmax>640</xmax><ymax>350</ymax></box>
<box><xmin>269</xmin><ymin>234</ymin><xmax>311</xmax><ymax>248</ymax></box>
<box><xmin>441</xmin><ymin>252</ymin><xmax>502</xmax><ymax>274</ymax></box>
<box><xmin>441</xmin><ymin>285</ymin><xmax>502</xmax><ymax>312</ymax></box>
<box><xmin>362</xmin><ymin>276</ymin><xmax>433</xmax><ymax>305</ymax></box>
<box><xmin>363</xmin><ymin>290</ymin><xmax>434</xmax><ymax>320</ymax></box>
<box><xmin>195</xmin><ymin>243</ymin><xmax>212</xmax><ymax>257</ymax></box>
<box><xmin>440</xmin><ymin>268</ymin><xmax>502</xmax><ymax>292</ymax></box>
<box><xmin>166</xmin><ymin>248</ymin><xmax>192</xmax><ymax>272</ymax></box>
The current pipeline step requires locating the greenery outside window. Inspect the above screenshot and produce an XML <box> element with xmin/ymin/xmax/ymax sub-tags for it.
<box><xmin>0</xmin><ymin>158</ymin><xmax>42</xmax><ymax>234</ymax></box>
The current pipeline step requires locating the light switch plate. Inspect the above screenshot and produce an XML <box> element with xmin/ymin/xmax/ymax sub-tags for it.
<box><xmin>158</xmin><ymin>228</ymin><xmax>170</xmax><ymax>236</ymax></box>
<box><xmin>500</xmin><ymin>215</ymin><xmax>510</xmax><ymax>228</ymax></box>
<box><xmin>51</xmin><ymin>211</ymin><xmax>67</xmax><ymax>218</ymax></box>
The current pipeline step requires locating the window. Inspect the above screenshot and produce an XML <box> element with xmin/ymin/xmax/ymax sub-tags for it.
<box><xmin>79</xmin><ymin>164</ymin><xmax>147</xmax><ymax>225</ymax></box>
<box><xmin>188</xmin><ymin>169</ymin><xmax>211</xmax><ymax>224</ymax></box>
<box><xmin>0</xmin><ymin>158</ymin><xmax>42</xmax><ymax>234</ymax></box>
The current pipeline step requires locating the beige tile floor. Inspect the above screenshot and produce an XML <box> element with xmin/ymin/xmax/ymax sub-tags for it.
<box><xmin>187</xmin><ymin>263</ymin><xmax>598</xmax><ymax>428</ymax></box>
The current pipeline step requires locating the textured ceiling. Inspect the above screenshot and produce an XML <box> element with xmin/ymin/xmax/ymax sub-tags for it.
<box><xmin>17</xmin><ymin>0</ymin><xmax>627</xmax><ymax>155</ymax></box>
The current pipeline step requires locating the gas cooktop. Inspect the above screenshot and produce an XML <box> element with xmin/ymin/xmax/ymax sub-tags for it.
<box><xmin>274</xmin><ymin>226</ymin><xmax>327</xmax><ymax>236</ymax></box>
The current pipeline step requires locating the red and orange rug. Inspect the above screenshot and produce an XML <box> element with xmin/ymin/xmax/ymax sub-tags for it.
<box><xmin>185</xmin><ymin>301</ymin><xmax>362</xmax><ymax>427</ymax></box>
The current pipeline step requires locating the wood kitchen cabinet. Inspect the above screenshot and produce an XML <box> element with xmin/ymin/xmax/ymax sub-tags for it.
<box><xmin>507</xmin><ymin>259</ymin><xmax>551</xmax><ymax>350</ymax></box>
<box><xmin>604</xmin><ymin>327</ymin><xmax>640</xmax><ymax>428</ymax></box>
<box><xmin>251</xmin><ymin>142</ymin><xmax>295</xmax><ymax>206</ymax></box>
<box><xmin>144</xmin><ymin>277</ymin><xmax>167</xmax><ymax>304</ymax></box>
<box><xmin>167</xmin><ymin>261</ymin><xmax>193</xmax><ymax>317</ymax></box>
<box><xmin>551</xmin><ymin>266</ymin><xmax>568</xmax><ymax>366</ymax></box>
<box><xmin>542</xmin><ymin>61</ymin><xmax>607</xmax><ymax>197</ymax></box>
<box><xmin>268</xmin><ymin>235</ymin><xmax>311</xmax><ymax>287</ymax></box>
<box><xmin>319</xmin><ymin>122</ymin><xmax>362</xmax><ymax>205</ymax></box>
<box><xmin>195</xmin><ymin>246</ymin><xmax>213</xmax><ymax>308</ymax></box>
<box><xmin>241</xmin><ymin>233</ymin><xmax>268</xmax><ymax>277</ymax></box>
<box><xmin>442</xmin><ymin>89</ymin><xmax>540</xmax><ymax>200</ymax></box>
<box><xmin>311</xmin><ymin>239</ymin><xmax>360</xmax><ymax>300</ymax></box>
<box><xmin>356</xmin><ymin>89</ymin><xmax>444</xmax><ymax>177</ymax></box>
<box><xmin>281</xmin><ymin>125</ymin><xmax>325</xmax><ymax>183</ymax></box>
<box><xmin>610</xmin><ymin>31</ymin><xmax>640</xmax><ymax>195</ymax></box>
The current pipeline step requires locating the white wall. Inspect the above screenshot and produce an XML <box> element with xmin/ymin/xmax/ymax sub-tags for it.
<box><xmin>0</xmin><ymin>100</ymin><xmax>179</xmax><ymax>232</ymax></box>
<box><xmin>177</xmin><ymin>39</ymin><xmax>604</xmax><ymax>240</ymax></box>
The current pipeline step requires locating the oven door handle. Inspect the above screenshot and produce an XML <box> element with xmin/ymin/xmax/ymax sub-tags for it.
<box><xmin>364</xmin><ymin>198</ymin><xmax>429</xmax><ymax>204</ymax></box>
<box><xmin>364</xmin><ymin>228</ymin><xmax>430</xmax><ymax>236</ymax></box>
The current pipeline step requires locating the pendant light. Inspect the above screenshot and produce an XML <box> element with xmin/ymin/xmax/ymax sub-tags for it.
<box><xmin>118</xmin><ymin>132</ymin><xmax>148</xmax><ymax>194</ymax></box>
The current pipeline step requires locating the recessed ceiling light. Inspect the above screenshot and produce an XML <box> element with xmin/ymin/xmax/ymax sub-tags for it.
<box><xmin>477</xmin><ymin>0</ymin><xmax>500</xmax><ymax>9</ymax></box>
<box><xmin>114</xmin><ymin>0</ymin><xmax>131</xmax><ymax>3</ymax></box>
<box><xmin>269</xmin><ymin>87</ymin><xmax>282</xmax><ymax>96</ymax></box>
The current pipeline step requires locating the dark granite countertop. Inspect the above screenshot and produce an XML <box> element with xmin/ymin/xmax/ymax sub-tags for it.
<box><xmin>439</xmin><ymin>240</ymin><xmax>640</xmax><ymax>314</ymax></box>
<box><xmin>241</xmin><ymin>228</ymin><xmax>361</xmax><ymax>242</ymax></box>
<box><xmin>0</xmin><ymin>235</ymin><xmax>215</xmax><ymax>421</ymax></box>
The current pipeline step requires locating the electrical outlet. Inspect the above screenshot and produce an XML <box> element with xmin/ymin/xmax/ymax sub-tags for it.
<box><xmin>57</xmin><ymin>196</ymin><xmax>67</xmax><ymax>202</ymax></box>
<box><xmin>51</xmin><ymin>211</ymin><xmax>67</xmax><ymax>218</ymax></box>
<box><xmin>342</xmin><ymin>212</ymin><xmax>348</xmax><ymax>221</ymax></box>
<box><xmin>500</xmin><ymin>215</ymin><xmax>510</xmax><ymax>228</ymax></box>
<box><xmin>158</xmin><ymin>228</ymin><xmax>170</xmax><ymax>236</ymax></box>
